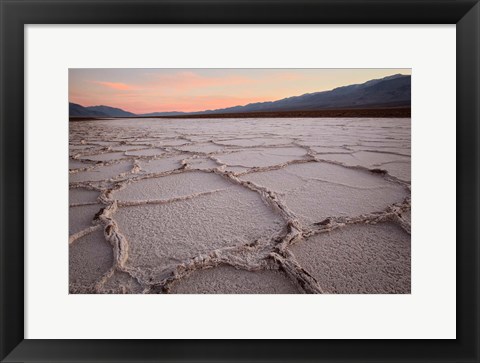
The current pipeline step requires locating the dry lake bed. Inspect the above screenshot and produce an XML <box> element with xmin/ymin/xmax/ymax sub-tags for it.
<box><xmin>69</xmin><ymin>117</ymin><xmax>411</xmax><ymax>294</ymax></box>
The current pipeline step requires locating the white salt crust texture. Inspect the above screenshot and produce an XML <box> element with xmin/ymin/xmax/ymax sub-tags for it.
<box><xmin>69</xmin><ymin>204</ymin><xmax>103</xmax><ymax>235</ymax></box>
<box><xmin>69</xmin><ymin>160</ymin><xmax>133</xmax><ymax>182</ymax></box>
<box><xmin>113</xmin><ymin>171</ymin><xmax>232</xmax><ymax>202</ymax></box>
<box><xmin>114</xmin><ymin>185</ymin><xmax>284</xmax><ymax>278</ymax></box>
<box><xmin>316</xmin><ymin>151</ymin><xmax>411</xmax><ymax>182</ymax></box>
<box><xmin>100</xmin><ymin>270</ymin><xmax>144</xmax><ymax>294</ymax></box>
<box><xmin>69</xmin><ymin>188</ymin><xmax>99</xmax><ymax>204</ymax></box>
<box><xmin>69</xmin><ymin>158</ymin><xmax>92</xmax><ymax>169</ymax></box>
<box><xmin>215</xmin><ymin>147</ymin><xmax>307</xmax><ymax>168</ymax></box>
<box><xmin>169</xmin><ymin>265</ymin><xmax>300</xmax><ymax>294</ymax></box>
<box><xmin>289</xmin><ymin>222</ymin><xmax>411</xmax><ymax>294</ymax></box>
<box><xmin>69</xmin><ymin>117</ymin><xmax>411</xmax><ymax>294</ymax></box>
<box><xmin>241</xmin><ymin>162</ymin><xmax>407</xmax><ymax>226</ymax></box>
<box><xmin>69</xmin><ymin>229</ymin><xmax>113</xmax><ymax>292</ymax></box>
<box><xmin>138</xmin><ymin>156</ymin><xmax>185</xmax><ymax>174</ymax></box>
<box><xmin>80</xmin><ymin>151</ymin><xmax>128</xmax><ymax>162</ymax></box>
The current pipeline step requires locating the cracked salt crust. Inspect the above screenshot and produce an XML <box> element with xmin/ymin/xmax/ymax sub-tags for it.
<box><xmin>157</xmin><ymin>139</ymin><xmax>191</xmax><ymax>147</ymax></box>
<box><xmin>69</xmin><ymin>117</ymin><xmax>411</xmax><ymax>294</ymax></box>
<box><xmin>138</xmin><ymin>155</ymin><xmax>185</xmax><ymax>174</ymax></box>
<box><xmin>69</xmin><ymin>160</ymin><xmax>133</xmax><ymax>183</ymax></box>
<box><xmin>69</xmin><ymin>204</ymin><xmax>103</xmax><ymax>235</ymax></box>
<box><xmin>69</xmin><ymin>188</ymin><xmax>99</xmax><ymax>204</ymax></box>
<box><xmin>186</xmin><ymin>157</ymin><xmax>220</xmax><ymax>170</ymax></box>
<box><xmin>111</xmin><ymin>145</ymin><xmax>150</xmax><ymax>152</ymax></box>
<box><xmin>114</xmin><ymin>186</ymin><xmax>284</xmax><ymax>279</ymax></box>
<box><xmin>125</xmin><ymin>148</ymin><xmax>166</xmax><ymax>157</ymax></box>
<box><xmin>113</xmin><ymin>171</ymin><xmax>232</xmax><ymax>201</ymax></box>
<box><xmin>69</xmin><ymin>229</ymin><xmax>113</xmax><ymax>293</ymax></box>
<box><xmin>215</xmin><ymin>138</ymin><xmax>293</xmax><ymax>147</ymax></box>
<box><xmin>100</xmin><ymin>270</ymin><xmax>144</xmax><ymax>294</ymax></box>
<box><xmin>289</xmin><ymin>223</ymin><xmax>411</xmax><ymax>294</ymax></box>
<box><xmin>316</xmin><ymin>151</ymin><xmax>411</xmax><ymax>182</ymax></box>
<box><xmin>169</xmin><ymin>265</ymin><xmax>300</xmax><ymax>294</ymax></box>
<box><xmin>215</xmin><ymin>147</ymin><xmax>308</xmax><ymax>168</ymax></box>
<box><xmin>80</xmin><ymin>152</ymin><xmax>129</xmax><ymax>162</ymax></box>
<box><xmin>178</xmin><ymin>142</ymin><xmax>224</xmax><ymax>154</ymax></box>
<box><xmin>69</xmin><ymin>158</ymin><xmax>93</xmax><ymax>170</ymax></box>
<box><xmin>241</xmin><ymin>162</ymin><xmax>408</xmax><ymax>226</ymax></box>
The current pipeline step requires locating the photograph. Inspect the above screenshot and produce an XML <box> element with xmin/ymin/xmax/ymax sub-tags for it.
<box><xmin>69</xmin><ymin>68</ymin><xmax>412</xmax><ymax>294</ymax></box>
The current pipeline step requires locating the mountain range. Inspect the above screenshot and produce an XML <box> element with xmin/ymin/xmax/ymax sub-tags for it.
<box><xmin>69</xmin><ymin>73</ymin><xmax>410</xmax><ymax>118</ymax></box>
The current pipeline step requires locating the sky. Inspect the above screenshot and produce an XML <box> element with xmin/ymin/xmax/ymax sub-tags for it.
<box><xmin>69</xmin><ymin>68</ymin><xmax>412</xmax><ymax>114</ymax></box>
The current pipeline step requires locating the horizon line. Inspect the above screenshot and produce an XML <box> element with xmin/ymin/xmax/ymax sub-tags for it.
<box><xmin>70</xmin><ymin>72</ymin><xmax>410</xmax><ymax>114</ymax></box>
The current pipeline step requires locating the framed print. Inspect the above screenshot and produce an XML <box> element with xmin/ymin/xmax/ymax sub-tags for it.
<box><xmin>1</xmin><ymin>0</ymin><xmax>479</xmax><ymax>362</ymax></box>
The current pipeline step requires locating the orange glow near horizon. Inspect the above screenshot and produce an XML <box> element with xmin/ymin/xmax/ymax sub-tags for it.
<box><xmin>69</xmin><ymin>69</ymin><xmax>411</xmax><ymax>114</ymax></box>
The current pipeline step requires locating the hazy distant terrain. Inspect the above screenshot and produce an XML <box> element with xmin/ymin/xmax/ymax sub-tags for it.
<box><xmin>69</xmin><ymin>117</ymin><xmax>411</xmax><ymax>294</ymax></box>
<box><xmin>201</xmin><ymin>74</ymin><xmax>410</xmax><ymax>114</ymax></box>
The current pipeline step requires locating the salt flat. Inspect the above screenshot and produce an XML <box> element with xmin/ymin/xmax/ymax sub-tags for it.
<box><xmin>69</xmin><ymin>117</ymin><xmax>411</xmax><ymax>294</ymax></box>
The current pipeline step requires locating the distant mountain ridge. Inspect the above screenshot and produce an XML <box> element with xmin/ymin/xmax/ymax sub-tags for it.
<box><xmin>84</xmin><ymin>105</ymin><xmax>137</xmax><ymax>117</ymax></box>
<box><xmin>69</xmin><ymin>103</ymin><xmax>109</xmax><ymax>117</ymax></box>
<box><xmin>69</xmin><ymin>74</ymin><xmax>411</xmax><ymax>118</ymax></box>
<box><xmin>69</xmin><ymin>103</ymin><xmax>187</xmax><ymax>118</ymax></box>
<box><xmin>198</xmin><ymin>74</ymin><xmax>410</xmax><ymax>114</ymax></box>
<box><xmin>69</xmin><ymin>103</ymin><xmax>136</xmax><ymax>118</ymax></box>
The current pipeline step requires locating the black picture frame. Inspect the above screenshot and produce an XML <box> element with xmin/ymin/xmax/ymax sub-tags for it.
<box><xmin>1</xmin><ymin>0</ymin><xmax>479</xmax><ymax>362</ymax></box>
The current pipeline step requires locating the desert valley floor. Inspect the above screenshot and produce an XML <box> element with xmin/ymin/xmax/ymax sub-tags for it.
<box><xmin>69</xmin><ymin>117</ymin><xmax>411</xmax><ymax>294</ymax></box>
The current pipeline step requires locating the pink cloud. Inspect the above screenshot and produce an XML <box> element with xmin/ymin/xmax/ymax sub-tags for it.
<box><xmin>93</xmin><ymin>81</ymin><xmax>137</xmax><ymax>90</ymax></box>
